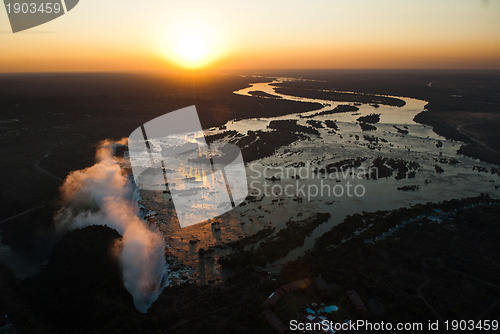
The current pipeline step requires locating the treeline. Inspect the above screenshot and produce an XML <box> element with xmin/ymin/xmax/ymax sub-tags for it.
<box><xmin>221</xmin><ymin>212</ymin><xmax>330</xmax><ymax>268</ymax></box>
<box><xmin>274</xmin><ymin>86</ymin><xmax>406</xmax><ymax>107</ymax></box>
<box><xmin>279</xmin><ymin>195</ymin><xmax>500</xmax><ymax>321</ymax></box>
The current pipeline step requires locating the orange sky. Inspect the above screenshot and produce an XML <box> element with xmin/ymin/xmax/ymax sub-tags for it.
<box><xmin>1</xmin><ymin>0</ymin><xmax>500</xmax><ymax>72</ymax></box>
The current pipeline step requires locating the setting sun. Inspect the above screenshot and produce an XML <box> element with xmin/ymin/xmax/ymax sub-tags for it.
<box><xmin>162</xmin><ymin>19</ymin><xmax>224</xmax><ymax>69</ymax></box>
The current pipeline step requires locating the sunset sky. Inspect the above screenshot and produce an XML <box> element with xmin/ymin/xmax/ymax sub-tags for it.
<box><xmin>1</xmin><ymin>0</ymin><xmax>500</xmax><ymax>72</ymax></box>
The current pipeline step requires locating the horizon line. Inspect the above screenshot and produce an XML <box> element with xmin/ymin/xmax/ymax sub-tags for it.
<box><xmin>1</xmin><ymin>68</ymin><xmax>500</xmax><ymax>75</ymax></box>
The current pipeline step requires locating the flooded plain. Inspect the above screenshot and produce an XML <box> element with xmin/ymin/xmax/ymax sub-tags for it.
<box><xmin>138</xmin><ymin>77</ymin><xmax>500</xmax><ymax>283</ymax></box>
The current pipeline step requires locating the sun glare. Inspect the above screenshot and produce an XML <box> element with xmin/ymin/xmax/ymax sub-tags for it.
<box><xmin>163</xmin><ymin>19</ymin><xmax>223</xmax><ymax>69</ymax></box>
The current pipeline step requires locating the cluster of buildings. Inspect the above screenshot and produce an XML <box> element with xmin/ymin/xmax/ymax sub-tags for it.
<box><xmin>261</xmin><ymin>278</ymin><xmax>372</xmax><ymax>334</ymax></box>
<box><xmin>261</xmin><ymin>279</ymin><xmax>312</xmax><ymax>334</ymax></box>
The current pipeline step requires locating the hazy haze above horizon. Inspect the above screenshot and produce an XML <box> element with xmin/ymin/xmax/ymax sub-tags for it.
<box><xmin>1</xmin><ymin>0</ymin><xmax>500</xmax><ymax>72</ymax></box>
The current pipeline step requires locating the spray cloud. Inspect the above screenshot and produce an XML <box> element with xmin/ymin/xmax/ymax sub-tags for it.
<box><xmin>55</xmin><ymin>139</ymin><xmax>169</xmax><ymax>313</ymax></box>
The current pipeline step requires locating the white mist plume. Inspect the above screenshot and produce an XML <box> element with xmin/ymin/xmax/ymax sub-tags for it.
<box><xmin>55</xmin><ymin>139</ymin><xmax>169</xmax><ymax>313</ymax></box>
